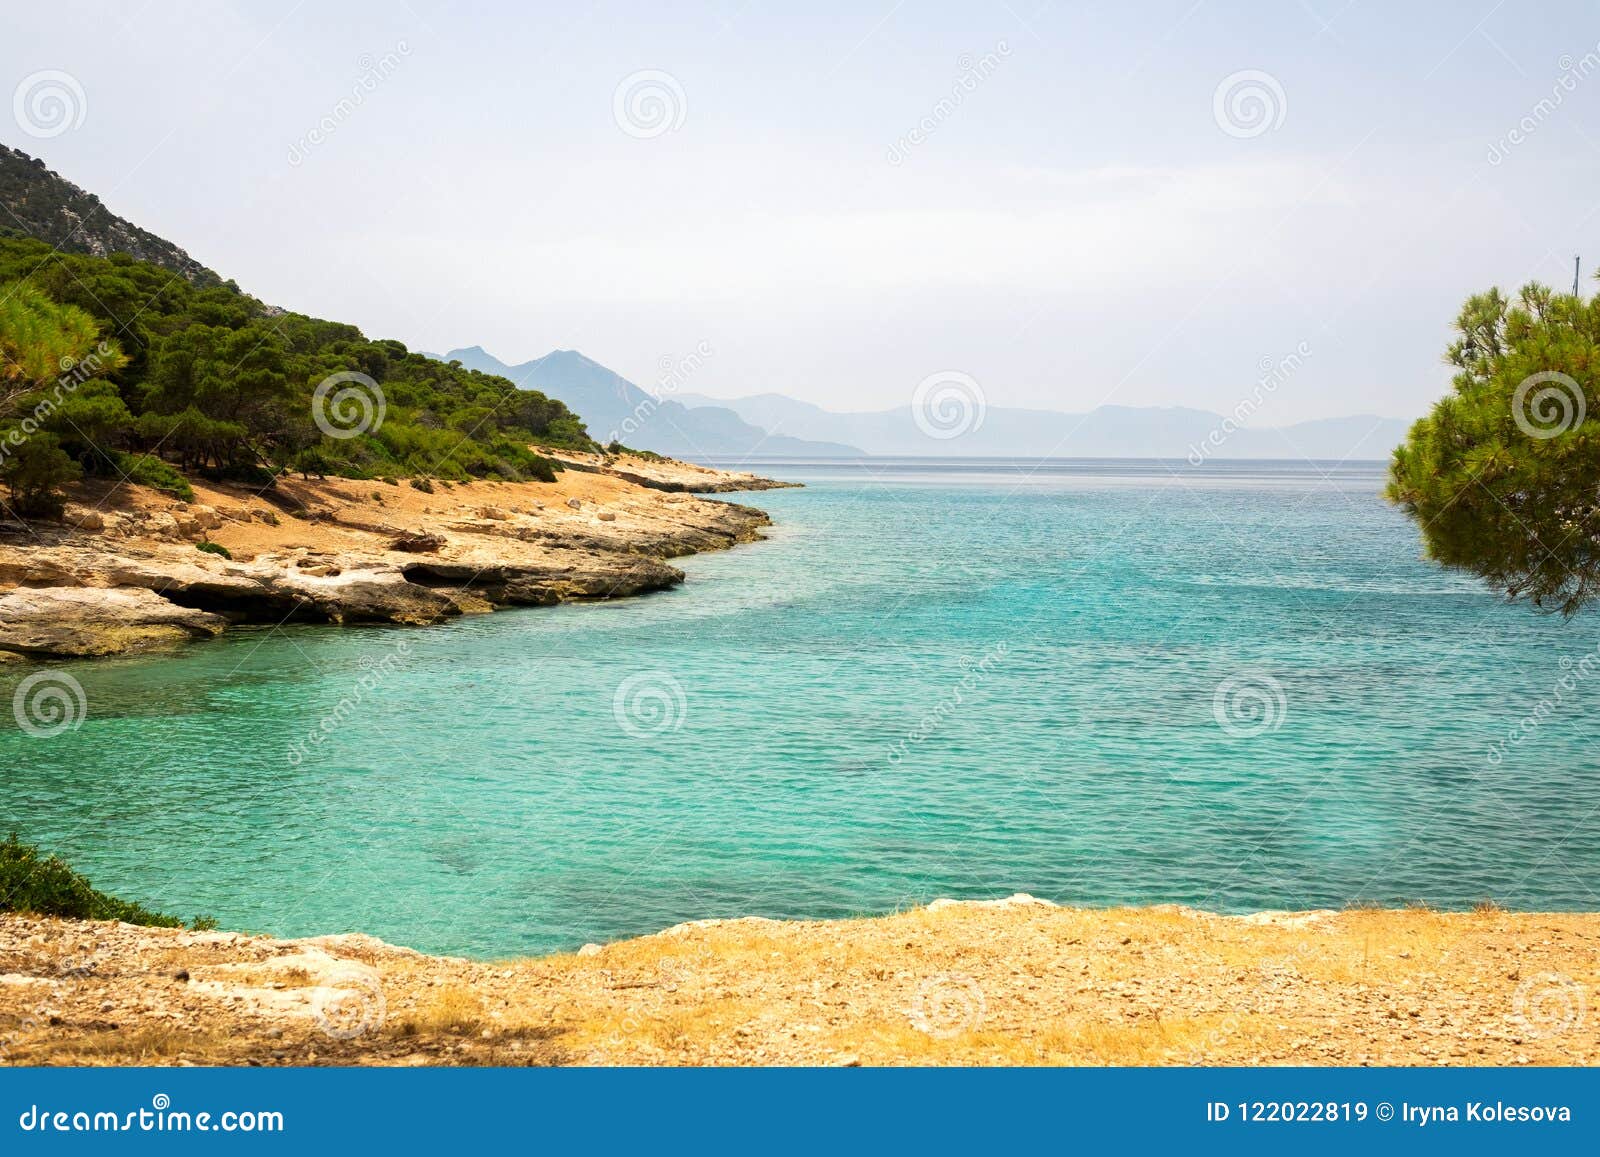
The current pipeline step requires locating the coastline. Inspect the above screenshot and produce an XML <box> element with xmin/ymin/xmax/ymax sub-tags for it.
<box><xmin>0</xmin><ymin>452</ymin><xmax>786</xmax><ymax>663</ymax></box>
<box><xmin>4</xmin><ymin>899</ymin><xmax>1595</xmax><ymax>1067</ymax></box>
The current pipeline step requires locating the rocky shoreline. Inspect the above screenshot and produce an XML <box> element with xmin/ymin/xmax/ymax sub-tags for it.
<box><xmin>3</xmin><ymin>900</ymin><xmax>1595</xmax><ymax>1067</ymax></box>
<box><xmin>0</xmin><ymin>453</ymin><xmax>783</xmax><ymax>662</ymax></box>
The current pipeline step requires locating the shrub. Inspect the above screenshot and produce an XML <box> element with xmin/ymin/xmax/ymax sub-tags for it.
<box><xmin>114</xmin><ymin>452</ymin><xmax>194</xmax><ymax>502</ymax></box>
<box><xmin>409</xmin><ymin>477</ymin><xmax>434</xmax><ymax>493</ymax></box>
<box><xmin>0</xmin><ymin>432</ymin><xmax>80</xmax><ymax>518</ymax></box>
<box><xmin>196</xmin><ymin>541</ymin><xmax>231</xmax><ymax>559</ymax></box>
<box><xmin>0</xmin><ymin>834</ymin><xmax>188</xmax><ymax>928</ymax></box>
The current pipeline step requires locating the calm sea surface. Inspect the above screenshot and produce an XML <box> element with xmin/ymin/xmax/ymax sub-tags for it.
<box><xmin>5</xmin><ymin>458</ymin><xmax>1598</xmax><ymax>956</ymax></box>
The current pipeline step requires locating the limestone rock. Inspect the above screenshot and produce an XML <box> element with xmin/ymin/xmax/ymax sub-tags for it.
<box><xmin>63</xmin><ymin>506</ymin><xmax>104</xmax><ymax>531</ymax></box>
<box><xmin>0</xmin><ymin>585</ymin><xmax>227</xmax><ymax>658</ymax></box>
<box><xmin>389</xmin><ymin>532</ymin><xmax>445</xmax><ymax>553</ymax></box>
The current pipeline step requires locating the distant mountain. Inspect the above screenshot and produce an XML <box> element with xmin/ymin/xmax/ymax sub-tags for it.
<box><xmin>0</xmin><ymin>143</ymin><xmax>222</xmax><ymax>286</ymax></box>
<box><xmin>675</xmin><ymin>392</ymin><xmax>1411</xmax><ymax>461</ymax></box>
<box><xmin>432</xmin><ymin>347</ymin><xmax>862</xmax><ymax>458</ymax></box>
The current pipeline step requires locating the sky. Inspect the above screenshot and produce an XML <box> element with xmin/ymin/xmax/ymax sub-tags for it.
<box><xmin>4</xmin><ymin>1</ymin><xmax>1600</xmax><ymax>424</ymax></box>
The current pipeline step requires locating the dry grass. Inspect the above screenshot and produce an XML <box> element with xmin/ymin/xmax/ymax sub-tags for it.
<box><xmin>4</xmin><ymin>901</ymin><xmax>1598</xmax><ymax>1067</ymax></box>
<box><xmin>397</xmin><ymin>986</ymin><xmax>484</xmax><ymax>1037</ymax></box>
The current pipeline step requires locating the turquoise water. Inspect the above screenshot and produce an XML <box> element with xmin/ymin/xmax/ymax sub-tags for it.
<box><xmin>5</xmin><ymin>458</ymin><xmax>1598</xmax><ymax>957</ymax></box>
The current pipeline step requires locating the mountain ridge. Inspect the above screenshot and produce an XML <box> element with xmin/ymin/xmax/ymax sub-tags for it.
<box><xmin>433</xmin><ymin>346</ymin><xmax>863</xmax><ymax>459</ymax></box>
<box><xmin>673</xmin><ymin>390</ymin><xmax>1412</xmax><ymax>461</ymax></box>
<box><xmin>0</xmin><ymin>143</ymin><xmax>222</xmax><ymax>286</ymax></box>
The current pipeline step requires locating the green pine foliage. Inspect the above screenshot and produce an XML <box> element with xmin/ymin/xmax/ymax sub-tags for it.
<box><xmin>0</xmin><ymin>235</ymin><xmax>591</xmax><ymax>517</ymax></box>
<box><xmin>1388</xmin><ymin>283</ymin><xmax>1600</xmax><ymax>615</ymax></box>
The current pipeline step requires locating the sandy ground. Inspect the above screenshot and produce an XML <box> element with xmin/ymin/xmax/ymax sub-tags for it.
<box><xmin>0</xmin><ymin>452</ymin><xmax>779</xmax><ymax>660</ymax></box>
<box><xmin>3</xmin><ymin>899</ymin><xmax>1596</xmax><ymax>1067</ymax></box>
<box><xmin>77</xmin><ymin>454</ymin><xmax>771</xmax><ymax>565</ymax></box>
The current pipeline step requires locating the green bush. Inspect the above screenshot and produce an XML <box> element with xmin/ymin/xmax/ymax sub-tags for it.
<box><xmin>195</xmin><ymin>540</ymin><xmax>231</xmax><ymax>559</ymax></box>
<box><xmin>0</xmin><ymin>834</ymin><xmax>194</xmax><ymax>928</ymax></box>
<box><xmin>409</xmin><ymin>476</ymin><xmax>434</xmax><ymax>493</ymax></box>
<box><xmin>114</xmin><ymin>452</ymin><xmax>194</xmax><ymax>501</ymax></box>
<box><xmin>0</xmin><ymin>432</ymin><xmax>79</xmax><ymax>518</ymax></box>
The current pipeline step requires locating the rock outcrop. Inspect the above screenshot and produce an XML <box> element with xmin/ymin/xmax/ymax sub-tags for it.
<box><xmin>544</xmin><ymin>449</ymin><xmax>803</xmax><ymax>493</ymax></box>
<box><xmin>0</xmin><ymin>466</ymin><xmax>778</xmax><ymax>660</ymax></box>
<box><xmin>0</xmin><ymin>584</ymin><xmax>226</xmax><ymax>657</ymax></box>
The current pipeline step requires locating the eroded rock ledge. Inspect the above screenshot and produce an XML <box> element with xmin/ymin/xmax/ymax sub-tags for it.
<box><xmin>0</xmin><ymin>457</ymin><xmax>780</xmax><ymax>660</ymax></box>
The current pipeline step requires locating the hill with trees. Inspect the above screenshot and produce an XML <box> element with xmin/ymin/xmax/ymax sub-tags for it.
<box><xmin>0</xmin><ymin>186</ymin><xmax>596</xmax><ymax>519</ymax></box>
<box><xmin>0</xmin><ymin>143</ymin><xmax>222</xmax><ymax>286</ymax></box>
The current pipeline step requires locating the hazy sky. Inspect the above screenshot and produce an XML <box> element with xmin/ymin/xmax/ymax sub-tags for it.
<box><xmin>5</xmin><ymin>1</ymin><xmax>1600</xmax><ymax>422</ymax></box>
